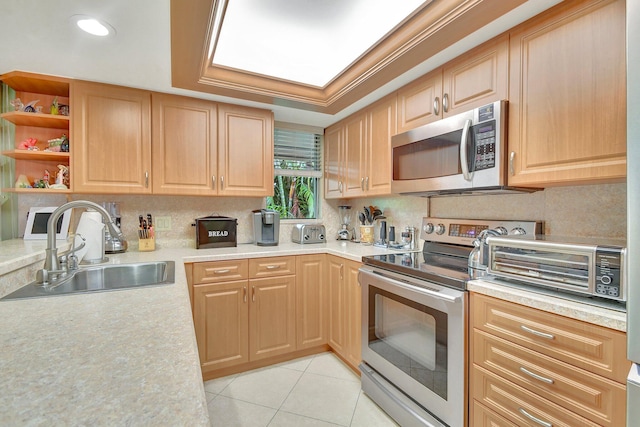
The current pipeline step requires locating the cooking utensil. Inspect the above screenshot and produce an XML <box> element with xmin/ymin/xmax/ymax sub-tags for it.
<box><xmin>359</xmin><ymin>212</ymin><xmax>366</xmax><ymax>225</ymax></box>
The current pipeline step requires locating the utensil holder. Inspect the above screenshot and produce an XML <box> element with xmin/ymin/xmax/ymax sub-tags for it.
<box><xmin>360</xmin><ymin>225</ymin><xmax>374</xmax><ymax>245</ymax></box>
<box><xmin>139</xmin><ymin>237</ymin><xmax>155</xmax><ymax>252</ymax></box>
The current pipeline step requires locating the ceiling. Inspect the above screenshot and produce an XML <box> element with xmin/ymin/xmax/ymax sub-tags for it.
<box><xmin>0</xmin><ymin>0</ymin><xmax>561</xmax><ymax>128</ymax></box>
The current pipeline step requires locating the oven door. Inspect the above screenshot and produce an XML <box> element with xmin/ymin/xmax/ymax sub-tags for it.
<box><xmin>359</xmin><ymin>266</ymin><xmax>467</xmax><ymax>427</ymax></box>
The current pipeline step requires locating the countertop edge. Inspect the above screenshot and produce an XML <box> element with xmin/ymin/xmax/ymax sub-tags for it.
<box><xmin>468</xmin><ymin>279</ymin><xmax>627</xmax><ymax>332</ymax></box>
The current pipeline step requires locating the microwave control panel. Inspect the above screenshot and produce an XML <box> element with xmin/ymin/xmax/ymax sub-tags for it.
<box><xmin>473</xmin><ymin>120</ymin><xmax>496</xmax><ymax>171</ymax></box>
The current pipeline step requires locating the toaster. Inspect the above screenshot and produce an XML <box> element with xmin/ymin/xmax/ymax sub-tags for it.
<box><xmin>292</xmin><ymin>224</ymin><xmax>326</xmax><ymax>244</ymax></box>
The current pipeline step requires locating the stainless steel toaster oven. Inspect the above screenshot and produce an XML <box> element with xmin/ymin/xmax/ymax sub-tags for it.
<box><xmin>486</xmin><ymin>234</ymin><xmax>627</xmax><ymax>302</ymax></box>
<box><xmin>292</xmin><ymin>224</ymin><xmax>326</xmax><ymax>244</ymax></box>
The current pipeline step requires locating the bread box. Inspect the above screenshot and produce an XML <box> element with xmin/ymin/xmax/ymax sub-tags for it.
<box><xmin>193</xmin><ymin>215</ymin><xmax>237</xmax><ymax>249</ymax></box>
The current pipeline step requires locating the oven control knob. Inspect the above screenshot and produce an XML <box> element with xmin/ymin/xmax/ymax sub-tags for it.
<box><xmin>495</xmin><ymin>226</ymin><xmax>508</xmax><ymax>235</ymax></box>
<box><xmin>423</xmin><ymin>223</ymin><xmax>434</xmax><ymax>234</ymax></box>
<box><xmin>435</xmin><ymin>224</ymin><xmax>446</xmax><ymax>235</ymax></box>
<box><xmin>510</xmin><ymin>227</ymin><xmax>527</xmax><ymax>235</ymax></box>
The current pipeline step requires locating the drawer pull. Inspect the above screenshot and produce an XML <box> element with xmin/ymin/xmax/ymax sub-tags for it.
<box><xmin>520</xmin><ymin>366</ymin><xmax>554</xmax><ymax>384</ymax></box>
<box><xmin>266</xmin><ymin>265</ymin><xmax>280</xmax><ymax>270</ymax></box>
<box><xmin>518</xmin><ymin>408</ymin><xmax>552</xmax><ymax>427</ymax></box>
<box><xmin>520</xmin><ymin>325</ymin><xmax>555</xmax><ymax>340</ymax></box>
<box><xmin>214</xmin><ymin>269</ymin><xmax>230</xmax><ymax>274</ymax></box>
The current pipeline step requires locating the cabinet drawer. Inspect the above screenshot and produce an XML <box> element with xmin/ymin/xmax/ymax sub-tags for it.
<box><xmin>249</xmin><ymin>257</ymin><xmax>295</xmax><ymax>278</ymax></box>
<box><xmin>471</xmin><ymin>293</ymin><xmax>628</xmax><ymax>382</ymax></box>
<box><xmin>192</xmin><ymin>260</ymin><xmax>248</xmax><ymax>284</ymax></box>
<box><xmin>472</xmin><ymin>365</ymin><xmax>601</xmax><ymax>427</ymax></box>
<box><xmin>473</xmin><ymin>329</ymin><xmax>626</xmax><ymax>427</ymax></box>
<box><xmin>472</xmin><ymin>400</ymin><xmax>517</xmax><ymax>427</ymax></box>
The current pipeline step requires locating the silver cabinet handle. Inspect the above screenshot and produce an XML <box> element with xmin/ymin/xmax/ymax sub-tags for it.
<box><xmin>214</xmin><ymin>269</ymin><xmax>230</xmax><ymax>274</ymax></box>
<box><xmin>338</xmin><ymin>181</ymin><xmax>343</xmax><ymax>193</ymax></box>
<box><xmin>442</xmin><ymin>93</ymin><xmax>449</xmax><ymax>113</ymax></box>
<box><xmin>266</xmin><ymin>265</ymin><xmax>280</xmax><ymax>270</ymax></box>
<box><xmin>361</xmin><ymin>177</ymin><xmax>365</xmax><ymax>191</ymax></box>
<box><xmin>518</xmin><ymin>408</ymin><xmax>552</xmax><ymax>427</ymax></box>
<box><xmin>243</xmin><ymin>286</ymin><xmax>247</xmax><ymax>303</ymax></box>
<box><xmin>145</xmin><ymin>171</ymin><xmax>149</xmax><ymax>188</ymax></box>
<box><xmin>433</xmin><ymin>97</ymin><xmax>440</xmax><ymax>116</ymax></box>
<box><xmin>521</xmin><ymin>325</ymin><xmax>555</xmax><ymax>340</ymax></box>
<box><xmin>510</xmin><ymin>151</ymin><xmax>516</xmax><ymax>176</ymax></box>
<box><xmin>520</xmin><ymin>366</ymin><xmax>554</xmax><ymax>384</ymax></box>
<box><xmin>460</xmin><ymin>119</ymin><xmax>472</xmax><ymax>181</ymax></box>
<box><xmin>365</xmin><ymin>176</ymin><xmax>369</xmax><ymax>191</ymax></box>
<box><xmin>220</xmin><ymin>175</ymin><xmax>224</xmax><ymax>189</ymax></box>
<box><xmin>212</xmin><ymin>175</ymin><xmax>216</xmax><ymax>189</ymax></box>
<box><xmin>252</xmin><ymin>285</ymin><xmax>256</xmax><ymax>302</ymax></box>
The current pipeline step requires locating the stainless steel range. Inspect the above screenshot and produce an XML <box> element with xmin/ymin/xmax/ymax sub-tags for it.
<box><xmin>359</xmin><ymin>217</ymin><xmax>542</xmax><ymax>427</ymax></box>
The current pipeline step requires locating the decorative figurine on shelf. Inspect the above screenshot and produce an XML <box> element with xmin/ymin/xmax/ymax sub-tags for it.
<box><xmin>47</xmin><ymin>136</ymin><xmax>63</xmax><ymax>152</ymax></box>
<box><xmin>60</xmin><ymin>134</ymin><xmax>69</xmax><ymax>152</ymax></box>
<box><xmin>50</xmin><ymin>96</ymin><xmax>59</xmax><ymax>115</ymax></box>
<box><xmin>10</xmin><ymin>98</ymin><xmax>23</xmax><ymax>111</ymax></box>
<box><xmin>14</xmin><ymin>174</ymin><xmax>31</xmax><ymax>188</ymax></box>
<box><xmin>17</xmin><ymin>138</ymin><xmax>38</xmax><ymax>150</ymax></box>
<box><xmin>23</xmin><ymin>100</ymin><xmax>40</xmax><ymax>113</ymax></box>
<box><xmin>50</xmin><ymin>165</ymin><xmax>69</xmax><ymax>189</ymax></box>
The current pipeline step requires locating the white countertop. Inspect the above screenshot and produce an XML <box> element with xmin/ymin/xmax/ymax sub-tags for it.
<box><xmin>0</xmin><ymin>239</ymin><xmax>402</xmax><ymax>426</ymax></box>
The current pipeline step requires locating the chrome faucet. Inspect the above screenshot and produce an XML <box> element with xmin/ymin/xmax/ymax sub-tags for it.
<box><xmin>38</xmin><ymin>200</ymin><xmax>126</xmax><ymax>288</ymax></box>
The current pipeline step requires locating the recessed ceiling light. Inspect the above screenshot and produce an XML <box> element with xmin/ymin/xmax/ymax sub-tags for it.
<box><xmin>71</xmin><ymin>15</ymin><xmax>116</xmax><ymax>37</ymax></box>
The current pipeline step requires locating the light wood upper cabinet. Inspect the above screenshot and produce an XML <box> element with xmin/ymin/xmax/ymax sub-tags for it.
<box><xmin>507</xmin><ymin>0</ymin><xmax>626</xmax><ymax>187</ymax></box>
<box><xmin>397</xmin><ymin>34</ymin><xmax>508</xmax><ymax>133</ymax></box>
<box><xmin>151</xmin><ymin>93</ymin><xmax>217</xmax><ymax>195</ymax></box>
<box><xmin>217</xmin><ymin>104</ymin><xmax>273</xmax><ymax>197</ymax></box>
<box><xmin>324</xmin><ymin>94</ymin><xmax>396</xmax><ymax>199</ymax></box>
<box><xmin>324</xmin><ymin>124</ymin><xmax>344</xmax><ymax>198</ymax></box>
<box><xmin>71</xmin><ymin>81</ymin><xmax>152</xmax><ymax>194</ymax></box>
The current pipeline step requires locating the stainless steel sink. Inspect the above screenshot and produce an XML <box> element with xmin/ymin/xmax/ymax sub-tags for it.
<box><xmin>1</xmin><ymin>261</ymin><xmax>175</xmax><ymax>300</ymax></box>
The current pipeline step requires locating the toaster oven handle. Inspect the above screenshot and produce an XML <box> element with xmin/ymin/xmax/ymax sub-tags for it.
<box><xmin>460</xmin><ymin>119</ymin><xmax>472</xmax><ymax>181</ymax></box>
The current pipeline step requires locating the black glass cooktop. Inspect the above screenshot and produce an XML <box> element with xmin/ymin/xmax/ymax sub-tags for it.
<box><xmin>362</xmin><ymin>244</ymin><xmax>471</xmax><ymax>290</ymax></box>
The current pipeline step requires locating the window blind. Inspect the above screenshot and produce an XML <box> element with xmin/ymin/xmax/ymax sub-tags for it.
<box><xmin>273</xmin><ymin>128</ymin><xmax>322</xmax><ymax>178</ymax></box>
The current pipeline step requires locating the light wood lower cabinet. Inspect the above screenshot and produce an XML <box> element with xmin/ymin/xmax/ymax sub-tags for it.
<box><xmin>296</xmin><ymin>254</ymin><xmax>328</xmax><ymax>350</ymax></box>
<box><xmin>189</xmin><ymin>255</ymin><xmax>333</xmax><ymax>377</ymax></box>
<box><xmin>470</xmin><ymin>293</ymin><xmax>629</xmax><ymax>427</ymax></box>
<box><xmin>327</xmin><ymin>255</ymin><xmax>362</xmax><ymax>371</ymax></box>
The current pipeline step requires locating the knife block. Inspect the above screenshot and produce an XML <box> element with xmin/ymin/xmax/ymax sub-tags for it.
<box><xmin>138</xmin><ymin>236</ymin><xmax>155</xmax><ymax>252</ymax></box>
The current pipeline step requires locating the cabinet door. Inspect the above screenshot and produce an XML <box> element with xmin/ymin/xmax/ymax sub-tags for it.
<box><xmin>324</xmin><ymin>124</ymin><xmax>344</xmax><ymax>199</ymax></box>
<box><xmin>296</xmin><ymin>254</ymin><xmax>328</xmax><ymax>350</ymax></box>
<box><xmin>365</xmin><ymin>95</ymin><xmax>396</xmax><ymax>196</ymax></box>
<box><xmin>508</xmin><ymin>0</ymin><xmax>626</xmax><ymax>187</ymax></box>
<box><xmin>442</xmin><ymin>33</ymin><xmax>508</xmax><ymax>116</ymax></box>
<box><xmin>397</xmin><ymin>69</ymin><xmax>442</xmax><ymax>133</ymax></box>
<box><xmin>192</xmin><ymin>280</ymin><xmax>249</xmax><ymax>373</ymax></box>
<box><xmin>328</xmin><ymin>256</ymin><xmax>346</xmax><ymax>354</ymax></box>
<box><xmin>345</xmin><ymin>260</ymin><xmax>362</xmax><ymax>370</ymax></box>
<box><xmin>71</xmin><ymin>81</ymin><xmax>152</xmax><ymax>194</ymax></box>
<box><xmin>217</xmin><ymin>104</ymin><xmax>273</xmax><ymax>196</ymax></box>
<box><xmin>249</xmin><ymin>275</ymin><xmax>296</xmax><ymax>361</ymax></box>
<box><xmin>343</xmin><ymin>113</ymin><xmax>367</xmax><ymax>197</ymax></box>
<box><xmin>151</xmin><ymin>93</ymin><xmax>217</xmax><ymax>195</ymax></box>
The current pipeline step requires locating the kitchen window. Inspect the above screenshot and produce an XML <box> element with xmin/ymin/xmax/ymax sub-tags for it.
<box><xmin>267</xmin><ymin>124</ymin><xmax>322</xmax><ymax>219</ymax></box>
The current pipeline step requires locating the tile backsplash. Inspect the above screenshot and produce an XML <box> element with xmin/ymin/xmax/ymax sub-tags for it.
<box><xmin>15</xmin><ymin>182</ymin><xmax>626</xmax><ymax>248</ymax></box>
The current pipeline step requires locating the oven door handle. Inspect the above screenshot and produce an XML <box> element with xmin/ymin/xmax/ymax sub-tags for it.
<box><xmin>362</xmin><ymin>269</ymin><xmax>462</xmax><ymax>304</ymax></box>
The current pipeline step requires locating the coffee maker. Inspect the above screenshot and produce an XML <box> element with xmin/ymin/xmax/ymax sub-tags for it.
<box><xmin>253</xmin><ymin>209</ymin><xmax>280</xmax><ymax>246</ymax></box>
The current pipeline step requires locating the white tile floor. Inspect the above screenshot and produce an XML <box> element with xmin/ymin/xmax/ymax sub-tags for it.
<box><xmin>204</xmin><ymin>352</ymin><xmax>399</xmax><ymax>427</ymax></box>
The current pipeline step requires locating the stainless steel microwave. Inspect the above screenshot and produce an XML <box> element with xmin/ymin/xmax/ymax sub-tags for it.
<box><xmin>391</xmin><ymin>100</ymin><xmax>530</xmax><ymax>196</ymax></box>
